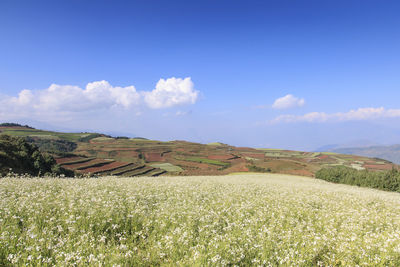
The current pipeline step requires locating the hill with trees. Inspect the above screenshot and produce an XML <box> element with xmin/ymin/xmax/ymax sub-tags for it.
<box><xmin>0</xmin><ymin>135</ymin><xmax>73</xmax><ymax>176</ymax></box>
<box><xmin>0</xmin><ymin>123</ymin><xmax>398</xmax><ymax>177</ymax></box>
<box><xmin>316</xmin><ymin>165</ymin><xmax>400</xmax><ymax>193</ymax></box>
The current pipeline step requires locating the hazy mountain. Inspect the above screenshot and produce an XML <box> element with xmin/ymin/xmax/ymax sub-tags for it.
<box><xmin>331</xmin><ymin>145</ymin><xmax>400</xmax><ymax>164</ymax></box>
<box><xmin>315</xmin><ymin>139</ymin><xmax>382</xmax><ymax>152</ymax></box>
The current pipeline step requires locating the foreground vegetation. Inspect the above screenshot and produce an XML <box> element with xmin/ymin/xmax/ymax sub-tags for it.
<box><xmin>0</xmin><ymin>135</ymin><xmax>72</xmax><ymax>176</ymax></box>
<box><xmin>316</xmin><ymin>166</ymin><xmax>400</xmax><ymax>192</ymax></box>
<box><xmin>1</xmin><ymin>174</ymin><xmax>400</xmax><ymax>266</ymax></box>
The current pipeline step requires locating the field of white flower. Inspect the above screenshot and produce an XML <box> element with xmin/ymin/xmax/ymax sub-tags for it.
<box><xmin>1</xmin><ymin>174</ymin><xmax>400</xmax><ymax>266</ymax></box>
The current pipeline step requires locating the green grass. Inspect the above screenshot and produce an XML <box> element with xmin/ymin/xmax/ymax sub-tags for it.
<box><xmin>245</xmin><ymin>156</ymin><xmax>260</xmax><ymax>161</ymax></box>
<box><xmin>261</xmin><ymin>150</ymin><xmax>306</xmax><ymax>159</ymax></box>
<box><xmin>27</xmin><ymin>134</ymin><xmax>58</xmax><ymax>140</ymax></box>
<box><xmin>90</xmin><ymin>137</ymin><xmax>114</xmax><ymax>142</ymax></box>
<box><xmin>1</xmin><ymin>174</ymin><xmax>400</xmax><ymax>266</ymax></box>
<box><xmin>310</xmin><ymin>152</ymin><xmax>321</xmax><ymax>157</ymax></box>
<box><xmin>150</xmin><ymin>163</ymin><xmax>183</xmax><ymax>172</ymax></box>
<box><xmin>321</xmin><ymin>152</ymin><xmax>339</xmax><ymax>155</ymax></box>
<box><xmin>206</xmin><ymin>142</ymin><xmax>224</xmax><ymax>146</ymax></box>
<box><xmin>130</xmin><ymin>138</ymin><xmax>159</xmax><ymax>142</ymax></box>
<box><xmin>182</xmin><ymin>157</ymin><xmax>230</xmax><ymax>166</ymax></box>
<box><xmin>0</xmin><ymin>129</ymin><xmax>96</xmax><ymax>142</ymax></box>
<box><xmin>263</xmin><ymin>152</ymin><xmax>288</xmax><ymax>157</ymax></box>
<box><xmin>146</xmin><ymin>169</ymin><xmax>167</xmax><ymax>176</ymax></box>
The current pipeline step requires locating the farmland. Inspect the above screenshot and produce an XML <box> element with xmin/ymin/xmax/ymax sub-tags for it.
<box><xmin>2</xmin><ymin>174</ymin><xmax>400</xmax><ymax>266</ymax></box>
<box><xmin>0</xmin><ymin>125</ymin><xmax>398</xmax><ymax>177</ymax></box>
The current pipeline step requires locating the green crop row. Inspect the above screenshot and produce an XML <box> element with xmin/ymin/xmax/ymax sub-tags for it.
<box><xmin>180</xmin><ymin>157</ymin><xmax>230</xmax><ymax>166</ymax></box>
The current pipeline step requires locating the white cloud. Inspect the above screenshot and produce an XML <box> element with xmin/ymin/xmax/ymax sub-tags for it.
<box><xmin>144</xmin><ymin>77</ymin><xmax>199</xmax><ymax>109</ymax></box>
<box><xmin>0</xmin><ymin>78</ymin><xmax>199</xmax><ymax>123</ymax></box>
<box><xmin>272</xmin><ymin>94</ymin><xmax>305</xmax><ymax>109</ymax></box>
<box><xmin>2</xmin><ymin>81</ymin><xmax>140</xmax><ymax>113</ymax></box>
<box><xmin>271</xmin><ymin>107</ymin><xmax>400</xmax><ymax>123</ymax></box>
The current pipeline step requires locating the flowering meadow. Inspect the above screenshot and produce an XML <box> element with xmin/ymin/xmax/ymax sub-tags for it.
<box><xmin>1</xmin><ymin>174</ymin><xmax>400</xmax><ymax>266</ymax></box>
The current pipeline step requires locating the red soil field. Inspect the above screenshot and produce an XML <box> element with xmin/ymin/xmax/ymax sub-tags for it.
<box><xmin>364</xmin><ymin>164</ymin><xmax>394</xmax><ymax>170</ymax></box>
<box><xmin>55</xmin><ymin>157</ymin><xmax>84</xmax><ymax>164</ymax></box>
<box><xmin>100</xmin><ymin>147</ymin><xmax>138</xmax><ymax>151</ymax></box>
<box><xmin>207</xmin><ymin>154</ymin><xmax>235</xmax><ymax>160</ymax></box>
<box><xmin>224</xmin><ymin>163</ymin><xmax>248</xmax><ymax>173</ymax></box>
<box><xmin>63</xmin><ymin>159</ymin><xmax>111</xmax><ymax>170</ymax></box>
<box><xmin>116</xmin><ymin>151</ymin><xmax>140</xmax><ymax>158</ymax></box>
<box><xmin>144</xmin><ymin>152</ymin><xmax>164</xmax><ymax>162</ymax></box>
<box><xmin>80</xmin><ymin>162</ymin><xmax>132</xmax><ymax>174</ymax></box>
<box><xmin>264</xmin><ymin>159</ymin><xmax>307</xmax><ymax>171</ymax></box>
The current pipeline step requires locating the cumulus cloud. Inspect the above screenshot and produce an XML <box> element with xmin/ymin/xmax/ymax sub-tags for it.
<box><xmin>0</xmin><ymin>77</ymin><xmax>199</xmax><ymax>122</ymax></box>
<box><xmin>271</xmin><ymin>107</ymin><xmax>400</xmax><ymax>123</ymax></box>
<box><xmin>272</xmin><ymin>94</ymin><xmax>305</xmax><ymax>109</ymax></box>
<box><xmin>1</xmin><ymin>81</ymin><xmax>140</xmax><ymax>113</ymax></box>
<box><xmin>144</xmin><ymin>77</ymin><xmax>199</xmax><ymax>109</ymax></box>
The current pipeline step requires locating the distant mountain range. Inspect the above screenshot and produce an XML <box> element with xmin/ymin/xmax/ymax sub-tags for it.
<box><xmin>314</xmin><ymin>139</ymin><xmax>383</xmax><ymax>153</ymax></box>
<box><xmin>327</xmin><ymin>145</ymin><xmax>400</xmax><ymax>165</ymax></box>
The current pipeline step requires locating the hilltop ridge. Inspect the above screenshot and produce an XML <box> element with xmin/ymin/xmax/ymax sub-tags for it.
<box><xmin>0</xmin><ymin>123</ymin><xmax>397</xmax><ymax>177</ymax></box>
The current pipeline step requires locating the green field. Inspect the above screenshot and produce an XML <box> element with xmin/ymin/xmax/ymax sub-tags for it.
<box><xmin>180</xmin><ymin>157</ymin><xmax>230</xmax><ymax>167</ymax></box>
<box><xmin>0</xmin><ymin>128</ymin><xmax>97</xmax><ymax>142</ymax></box>
<box><xmin>1</xmin><ymin>174</ymin><xmax>400</xmax><ymax>266</ymax></box>
<box><xmin>150</xmin><ymin>163</ymin><xmax>183</xmax><ymax>172</ymax></box>
<box><xmin>206</xmin><ymin>142</ymin><xmax>224</xmax><ymax>146</ymax></box>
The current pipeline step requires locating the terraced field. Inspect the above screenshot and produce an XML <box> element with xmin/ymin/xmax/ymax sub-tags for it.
<box><xmin>55</xmin><ymin>156</ymin><xmax>165</xmax><ymax>177</ymax></box>
<box><xmin>1</xmin><ymin>125</ymin><xmax>398</xmax><ymax>177</ymax></box>
<box><xmin>80</xmin><ymin>162</ymin><xmax>133</xmax><ymax>175</ymax></box>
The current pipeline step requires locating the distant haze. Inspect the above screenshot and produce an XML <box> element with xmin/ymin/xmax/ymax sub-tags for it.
<box><xmin>330</xmin><ymin>145</ymin><xmax>400</xmax><ymax>165</ymax></box>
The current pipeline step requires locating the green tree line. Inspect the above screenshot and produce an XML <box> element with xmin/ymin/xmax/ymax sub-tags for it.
<box><xmin>316</xmin><ymin>166</ymin><xmax>400</xmax><ymax>192</ymax></box>
<box><xmin>0</xmin><ymin>135</ymin><xmax>73</xmax><ymax>177</ymax></box>
<box><xmin>0</xmin><ymin>122</ymin><xmax>34</xmax><ymax>128</ymax></box>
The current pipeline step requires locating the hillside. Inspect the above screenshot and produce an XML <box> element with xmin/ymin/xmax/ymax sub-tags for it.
<box><xmin>0</xmin><ymin>123</ymin><xmax>397</xmax><ymax>177</ymax></box>
<box><xmin>0</xmin><ymin>134</ymin><xmax>73</xmax><ymax>176</ymax></box>
<box><xmin>331</xmin><ymin>145</ymin><xmax>400</xmax><ymax>164</ymax></box>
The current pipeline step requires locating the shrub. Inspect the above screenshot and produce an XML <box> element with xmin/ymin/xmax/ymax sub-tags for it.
<box><xmin>0</xmin><ymin>122</ymin><xmax>34</xmax><ymax>128</ymax></box>
<box><xmin>316</xmin><ymin>166</ymin><xmax>400</xmax><ymax>193</ymax></box>
<box><xmin>0</xmin><ymin>135</ymin><xmax>73</xmax><ymax>177</ymax></box>
<box><xmin>247</xmin><ymin>165</ymin><xmax>272</xmax><ymax>173</ymax></box>
<box><xmin>25</xmin><ymin>137</ymin><xmax>77</xmax><ymax>153</ymax></box>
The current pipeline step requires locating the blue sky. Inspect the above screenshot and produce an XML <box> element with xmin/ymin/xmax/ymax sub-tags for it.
<box><xmin>1</xmin><ymin>0</ymin><xmax>400</xmax><ymax>150</ymax></box>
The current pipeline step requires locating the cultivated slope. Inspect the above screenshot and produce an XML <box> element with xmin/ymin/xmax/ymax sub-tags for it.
<box><xmin>0</xmin><ymin>124</ymin><xmax>397</xmax><ymax>177</ymax></box>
